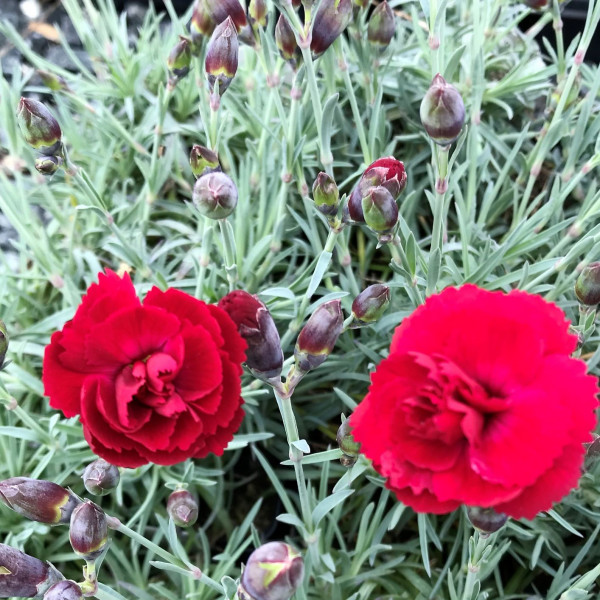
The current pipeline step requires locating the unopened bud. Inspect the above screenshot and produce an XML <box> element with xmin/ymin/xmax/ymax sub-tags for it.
<box><xmin>37</xmin><ymin>70</ymin><xmax>68</xmax><ymax>92</ymax></box>
<box><xmin>575</xmin><ymin>262</ymin><xmax>600</xmax><ymax>306</ymax></box>
<box><xmin>466</xmin><ymin>506</ymin><xmax>508</xmax><ymax>534</ymax></box>
<box><xmin>351</xmin><ymin>284</ymin><xmax>390</xmax><ymax>325</ymax></box>
<box><xmin>205</xmin><ymin>17</ymin><xmax>239</xmax><ymax>96</ymax></box>
<box><xmin>0</xmin><ymin>478</ymin><xmax>80</xmax><ymax>525</ymax></box>
<box><xmin>193</xmin><ymin>171</ymin><xmax>238</xmax><ymax>219</ymax></box>
<box><xmin>367</xmin><ymin>1</ymin><xmax>396</xmax><ymax>47</ymax></box>
<box><xmin>190</xmin><ymin>145</ymin><xmax>220</xmax><ymax>178</ymax></box>
<box><xmin>238</xmin><ymin>542</ymin><xmax>304</xmax><ymax>600</ymax></box>
<box><xmin>523</xmin><ymin>0</ymin><xmax>548</xmax><ymax>8</ymax></box>
<box><xmin>167</xmin><ymin>36</ymin><xmax>192</xmax><ymax>86</ymax></box>
<box><xmin>275</xmin><ymin>15</ymin><xmax>298</xmax><ymax>63</ymax></box>
<box><xmin>17</xmin><ymin>98</ymin><xmax>62</xmax><ymax>152</ymax></box>
<box><xmin>336</xmin><ymin>419</ymin><xmax>360</xmax><ymax>458</ymax></box>
<box><xmin>248</xmin><ymin>0</ymin><xmax>268</xmax><ymax>28</ymax></box>
<box><xmin>69</xmin><ymin>500</ymin><xmax>108</xmax><ymax>561</ymax></box>
<box><xmin>294</xmin><ymin>300</ymin><xmax>343</xmax><ymax>372</ymax></box>
<box><xmin>362</xmin><ymin>187</ymin><xmax>398</xmax><ymax>241</ymax></box>
<box><xmin>312</xmin><ymin>172</ymin><xmax>339</xmax><ymax>216</ymax></box>
<box><xmin>82</xmin><ymin>459</ymin><xmax>120</xmax><ymax>496</ymax></box>
<box><xmin>204</xmin><ymin>0</ymin><xmax>247</xmax><ymax>30</ymax></box>
<box><xmin>310</xmin><ymin>0</ymin><xmax>353</xmax><ymax>56</ymax></box>
<box><xmin>35</xmin><ymin>155</ymin><xmax>62</xmax><ymax>176</ymax></box>
<box><xmin>167</xmin><ymin>490</ymin><xmax>199</xmax><ymax>527</ymax></box>
<box><xmin>0</xmin><ymin>544</ymin><xmax>63</xmax><ymax>598</ymax></box>
<box><xmin>219</xmin><ymin>290</ymin><xmax>283</xmax><ymax>380</ymax></box>
<box><xmin>43</xmin><ymin>580</ymin><xmax>83</xmax><ymax>600</ymax></box>
<box><xmin>190</xmin><ymin>0</ymin><xmax>216</xmax><ymax>45</ymax></box>
<box><xmin>584</xmin><ymin>435</ymin><xmax>600</xmax><ymax>471</ymax></box>
<box><xmin>0</xmin><ymin>321</ymin><xmax>8</xmax><ymax>369</ymax></box>
<box><xmin>420</xmin><ymin>74</ymin><xmax>465</xmax><ymax>146</ymax></box>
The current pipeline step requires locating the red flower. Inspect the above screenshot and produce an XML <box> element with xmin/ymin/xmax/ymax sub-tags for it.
<box><xmin>350</xmin><ymin>285</ymin><xmax>599</xmax><ymax>519</ymax></box>
<box><xmin>43</xmin><ymin>271</ymin><xmax>247</xmax><ymax>467</ymax></box>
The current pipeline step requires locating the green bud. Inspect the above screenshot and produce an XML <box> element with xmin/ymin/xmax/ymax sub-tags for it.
<box><xmin>351</xmin><ymin>284</ymin><xmax>390</xmax><ymax>325</ymax></box>
<box><xmin>362</xmin><ymin>186</ymin><xmax>398</xmax><ymax>242</ymax></box>
<box><xmin>167</xmin><ymin>490</ymin><xmax>199</xmax><ymax>527</ymax></box>
<box><xmin>575</xmin><ymin>262</ymin><xmax>600</xmax><ymax>306</ymax></box>
<box><xmin>0</xmin><ymin>321</ymin><xmax>8</xmax><ymax>370</ymax></box>
<box><xmin>238</xmin><ymin>542</ymin><xmax>304</xmax><ymax>600</ymax></box>
<box><xmin>37</xmin><ymin>70</ymin><xmax>68</xmax><ymax>92</ymax></box>
<box><xmin>275</xmin><ymin>14</ymin><xmax>298</xmax><ymax>64</ymax></box>
<box><xmin>193</xmin><ymin>171</ymin><xmax>238</xmax><ymax>219</ymax></box>
<box><xmin>312</xmin><ymin>172</ymin><xmax>339</xmax><ymax>216</ymax></box>
<box><xmin>205</xmin><ymin>17</ymin><xmax>239</xmax><ymax>96</ymax></box>
<box><xmin>367</xmin><ymin>1</ymin><xmax>396</xmax><ymax>47</ymax></box>
<box><xmin>35</xmin><ymin>155</ymin><xmax>62</xmax><ymax>176</ymax></box>
<box><xmin>420</xmin><ymin>74</ymin><xmax>465</xmax><ymax>146</ymax></box>
<box><xmin>466</xmin><ymin>506</ymin><xmax>508</xmax><ymax>534</ymax></box>
<box><xmin>0</xmin><ymin>544</ymin><xmax>64</xmax><ymax>598</ymax></box>
<box><xmin>69</xmin><ymin>500</ymin><xmax>108</xmax><ymax>561</ymax></box>
<box><xmin>167</xmin><ymin>36</ymin><xmax>192</xmax><ymax>87</ymax></box>
<box><xmin>16</xmin><ymin>98</ymin><xmax>62</xmax><ymax>152</ymax></box>
<box><xmin>336</xmin><ymin>419</ymin><xmax>360</xmax><ymax>458</ymax></box>
<box><xmin>43</xmin><ymin>580</ymin><xmax>83</xmax><ymax>600</ymax></box>
<box><xmin>190</xmin><ymin>144</ymin><xmax>220</xmax><ymax>178</ymax></box>
<box><xmin>82</xmin><ymin>459</ymin><xmax>120</xmax><ymax>496</ymax></box>
<box><xmin>310</xmin><ymin>0</ymin><xmax>353</xmax><ymax>56</ymax></box>
<box><xmin>0</xmin><ymin>477</ymin><xmax>80</xmax><ymax>525</ymax></box>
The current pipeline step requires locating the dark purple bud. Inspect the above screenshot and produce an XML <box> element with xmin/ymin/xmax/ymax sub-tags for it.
<box><xmin>294</xmin><ymin>300</ymin><xmax>343</xmax><ymax>372</ymax></box>
<box><xmin>0</xmin><ymin>478</ymin><xmax>80</xmax><ymax>525</ymax></box>
<box><xmin>205</xmin><ymin>17</ymin><xmax>239</xmax><ymax>96</ymax></box>
<box><xmin>0</xmin><ymin>321</ymin><xmax>8</xmax><ymax>370</ymax></box>
<box><xmin>34</xmin><ymin>155</ymin><xmax>62</xmax><ymax>176</ymax></box>
<box><xmin>248</xmin><ymin>0</ymin><xmax>268</xmax><ymax>28</ymax></box>
<box><xmin>82</xmin><ymin>459</ymin><xmax>120</xmax><ymax>496</ymax></box>
<box><xmin>190</xmin><ymin>145</ymin><xmax>220</xmax><ymax>178</ymax></box>
<box><xmin>43</xmin><ymin>580</ymin><xmax>83</xmax><ymax>600</ymax></box>
<box><xmin>275</xmin><ymin>15</ymin><xmax>298</xmax><ymax>63</ymax></box>
<box><xmin>37</xmin><ymin>70</ymin><xmax>68</xmax><ymax>92</ymax></box>
<box><xmin>193</xmin><ymin>171</ymin><xmax>238</xmax><ymax>219</ymax></box>
<box><xmin>367</xmin><ymin>1</ymin><xmax>396</xmax><ymax>47</ymax></box>
<box><xmin>466</xmin><ymin>506</ymin><xmax>508</xmax><ymax>534</ymax></box>
<box><xmin>523</xmin><ymin>0</ymin><xmax>548</xmax><ymax>8</ymax></box>
<box><xmin>167</xmin><ymin>490</ymin><xmax>199</xmax><ymax>527</ymax></box>
<box><xmin>190</xmin><ymin>0</ymin><xmax>216</xmax><ymax>45</ymax></box>
<box><xmin>310</xmin><ymin>0</ymin><xmax>353</xmax><ymax>56</ymax></box>
<box><xmin>312</xmin><ymin>172</ymin><xmax>339</xmax><ymax>216</ymax></box>
<box><xmin>420</xmin><ymin>74</ymin><xmax>466</xmax><ymax>146</ymax></box>
<box><xmin>351</xmin><ymin>284</ymin><xmax>390</xmax><ymax>324</ymax></box>
<box><xmin>219</xmin><ymin>290</ymin><xmax>283</xmax><ymax>379</ymax></box>
<box><xmin>362</xmin><ymin>186</ymin><xmax>398</xmax><ymax>241</ymax></box>
<box><xmin>584</xmin><ymin>435</ymin><xmax>600</xmax><ymax>470</ymax></box>
<box><xmin>167</xmin><ymin>36</ymin><xmax>192</xmax><ymax>85</ymax></box>
<box><xmin>69</xmin><ymin>501</ymin><xmax>108</xmax><ymax>561</ymax></box>
<box><xmin>336</xmin><ymin>419</ymin><xmax>360</xmax><ymax>458</ymax></box>
<box><xmin>575</xmin><ymin>262</ymin><xmax>600</xmax><ymax>306</ymax></box>
<box><xmin>0</xmin><ymin>544</ymin><xmax>63</xmax><ymax>598</ymax></box>
<box><xmin>238</xmin><ymin>542</ymin><xmax>304</xmax><ymax>600</ymax></box>
<box><xmin>16</xmin><ymin>98</ymin><xmax>62</xmax><ymax>151</ymax></box>
<box><xmin>204</xmin><ymin>0</ymin><xmax>247</xmax><ymax>30</ymax></box>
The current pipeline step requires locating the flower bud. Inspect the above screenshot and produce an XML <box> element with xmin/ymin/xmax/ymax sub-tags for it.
<box><xmin>575</xmin><ymin>262</ymin><xmax>600</xmax><ymax>306</ymax></box>
<box><xmin>0</xmin><ymin>544</ymin><xmax>63</xmax><ymax>598</ymax></box>
<box><xmin>193</xmin><ymin>171</ymin><xmax>238</xmax><ymax>219</ymax></box>
<box><xmin>82</xmin><ymin>459</ymin><xmax>120</xmax><ymax>496</ymax></box>
<box><xmin>310</xmin><ymin>0</ymin><xmax>353</xmax><ymax>56</ymax></box>
<box><xmin>69</xmin><ymin>500</ymin><xmax>108</xmax><ymax>561</ymax></box>
<box><xmin>219</xmin><ymin>291</ymin><xmax>283</xmax><ymax>380</ymax></box>
<box><xmin>37</xmin><ymin>70</ymin><xmax>68</xmax><ymax>92</ymax></box>
<box><xmin>0</xmin><ymin>478</ymin><xmax>80</xmax><ymax>525</ymax></box>
<box><xmin>190</xmin><ymin>145</ymin><xmax>220</xmax><ymax>178</ymax></box>
<box><xmin>351</xmin><ymin>284</ymin><xmax>390</xmax><ymax>325</ymax></box>
<box><xmin>16</xmin><ymin>98</ymin><xmax>62</xmax><ymax>152</ymax></box>
<box><xmin>275</xmin><ymin>15</ymin><xmax>298</xmax><ymax>64</ymax></box>
<box><xmin>43</xmin><ymin>580</ymin><xmax>83</xmax><ymax>600</ymax></box>
<box><xmin>523</xmin><ymin>0</ymin><xmax>548</xmax><ymax>8</ymax></box>
<box><xmin>367</xmin><ymin>1</ymin><xmax>395</xmax><ymax>47</ymax></box>
<box><xmin>353</xmin><ymin>0</ymin><xmax>368</xmax><ymax>7</ymax></box>
<box><xmin>362</xmin><ymin>187</ymin><xmax>398</xmax><ymax>241</ymax></box>
<box><xmin>336</xmin><ymin>419</ymin><xmax>360</xmax><ymax>457</ymax></box>
<box><xmin>294</xmin><ymin>300</ymin><xmax>343</xmax><ymax>372</ymax></box>
<box><xmin>466</xmin><ymin>506</ymin><xmax>508</xmax><ymax>534</ymax></box>
<box><xmin>167</xmin><ymin>490</ymin><xmax>199</xmax><ymax>527</ymax></box>
<box><xmin>312</xmin><ymin>172</ymin><xmax>339</xmax><ymax>216</ymax></box>
<box><xmin>0</xmin><ymin>321</ymin><xmax>8</xmax><ymax>370</ymax></box>
<box><xmin>248</xmin><ymin>0</ymin><xmax>267</xmax><ymax>29</ymax></box>
<box><xmin>584</xmin><ymin>435</ymin><xmax>600</xmax><ymax>471</ymax></box>
<box><xmin>348</xmin><ymin>157</ymin><xmax>406</xmax><ymax>222</ymax></box>
<box><xmin>205</xmin><ymin>17</ymin><xmax>239</xmax><ymax>96</ymax></box>
<box><xmin>190</xmin><ymin>0</ymin><xmax>216</xmax><ymax>45</ymax></box>
<box><xmin>238</xmin><ymin>542</ymin><xmax>304</xmax><ymax>600</ymax></box>
<box><xmin>204</xmin><ymin>0</ymin><xmax>247</xmax><ymax>30</ymax></box>
<box><xmin>35</xmin><ymin>155</ymin><xmax>62</xmax><ymax>176</ymax></box>
<box><xmin>167</xmin><ymin>36</ymin><xmax>192</xmax><ymax>87</ymax></box>
<box><xmin>420</xmin><ymin>74</ymin><xmax>466</xmax><ymax>146</ymax></box>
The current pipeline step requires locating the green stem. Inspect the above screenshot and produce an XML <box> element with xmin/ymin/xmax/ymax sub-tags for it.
<box><xmin>147</xmin><ymin>85</ymin><xmax>172</xmax><ymax>204</ymax></box>
<box><xmin>218</xmin><ymin>219</ymin><xmax>237</xmax><ymax>291</ymax></box>
<box><xmin>461</xmin><ymin>531</ymin><xmax>494</xmax><ymax>600</ymax></box>
<box><xmin>195</xmin><ymin>222</ymin><xmax>213</xmax><ymax>299</ymax></box>
<box><xmin>427</xmin><ymin>145</ymin><xmax>449</xmax><ymax>295</ymax></box>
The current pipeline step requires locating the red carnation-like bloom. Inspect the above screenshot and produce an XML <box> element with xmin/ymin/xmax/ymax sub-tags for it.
<box><xmin>350</xmin><ymin>285</ymin><xmax>599</xmax><ymax>519</ymax></box>
<box><xmin>43</xmin><ymin>271</ymin><xmax>247</xmax><ymax>467</ymax></box>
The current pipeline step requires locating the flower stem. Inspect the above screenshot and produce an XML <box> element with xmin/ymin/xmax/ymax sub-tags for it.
<box><xmin>218</xmin><ymin>219</ymin><xmax>237</xmax><ymax>291</ymax></box>
<box><xmin>461</xmin><ymin>530</ymin><xmax>495</xmax><ymax>600</ymax></box>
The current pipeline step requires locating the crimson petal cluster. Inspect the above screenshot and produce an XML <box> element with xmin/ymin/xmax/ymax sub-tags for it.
<box><xmin>43</xmin><ymin>271</ymin><xmax>247</xmax><ymax>467</ymax></box>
